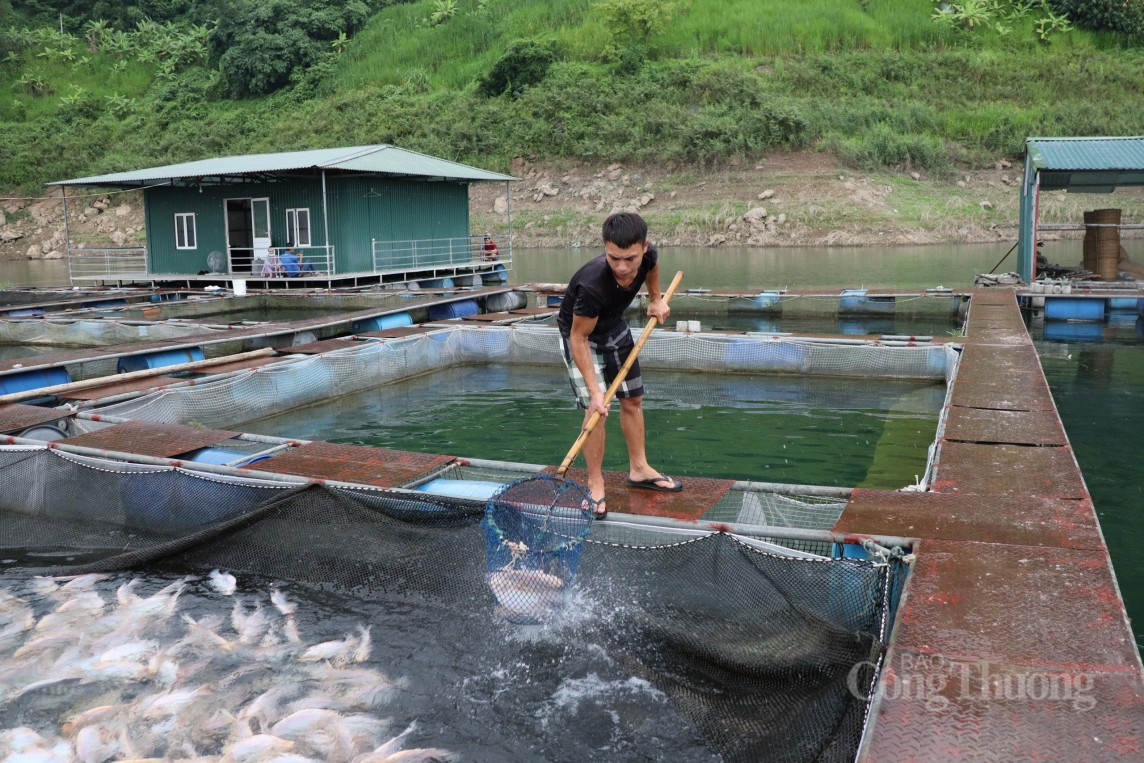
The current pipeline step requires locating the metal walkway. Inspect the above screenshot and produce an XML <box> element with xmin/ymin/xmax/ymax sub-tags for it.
<box><xmin>836</xmin><ymin>288</ymin><xmax>1144</xmax><ymax>761</ymax></box>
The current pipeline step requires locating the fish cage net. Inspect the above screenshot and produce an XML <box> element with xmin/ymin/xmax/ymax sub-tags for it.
<box><xmin>68</xmin><ymin>326</ymin><xmax>956</xmax><ymax>433</ymax></box>
<box><xmin>0</xmin><ymin>318</ymin><xmax>223</xmax><ymax>347</ymax></box>
<box><xmin>665</xmin><ymin>291</ymin><xmax>965</xmax><ymax>319</ymax></box>
<box><xmin>0</xmin><ymin>444</ymin><xmax>899</xmax><ymax>763</ymax></box>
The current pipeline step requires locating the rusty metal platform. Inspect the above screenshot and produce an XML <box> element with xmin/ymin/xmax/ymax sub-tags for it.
<box><xmin>943</xmin><ymin>407</ymin><xmax>1068</xmax><ymax>446</ymax></box>
<box><xmin>950</xmin><ymin>344</ymin><xmax>1056</xmax><ymax>411</ymax></box>
<box><xmin>893</xmin><ymin>539</ymin><xmax>1139</xmax><ymax>669</ymax></box>
<box><xmin>0</xmin><ymin>403</ymin><xmax>72</xmax><ymax>433</ymax></box>
<box><xmin>60</xmin><ymin>419</ymin><xmax>239</xmax><ymax>457</ymax></box>
<box><xmin>931</xmin><ymin>441</ymin><xmax>1086</xmax><ymax>498</ymax></box>
<box><xmin>508</xmin><ymin>307</ymin><xmax>558</xmax><ymax>316</ymax></box>
<box><xmin>841</xmin><ymin>489</ymin><xmax>1102</xmax><ymax>550</ymax></box>
<box><xmin>461</xmin><ymin>312</ymin><xmax>515</xmax><ymax>322</ymax></box>
<box><xmin>61</xmin><ymin>375</ymin><xmax>183</xmax><ymax>400</ymax></box>
<box><xmin>839</xmin><ymin>287</ymin><xmax>1144</xmax><ymax>761</ymax></box>
<box><xmin>865</xmin><ymin>650</ymin><xmax>1142</xmax><ymax>761</ymax></box>
<box><xmin>541</xmin><ymin>467</ymin><xmax>733</xmax><ymax>521</ymax></box>
<box><xmin>355</xmin><ymin>326</ymin><xmax>438</xmax><ymax>340</ymax></box>
<box><xmin>249</xmin><ymin>441</ymin><xmax>455</xmax><ymax>488</ymax></box>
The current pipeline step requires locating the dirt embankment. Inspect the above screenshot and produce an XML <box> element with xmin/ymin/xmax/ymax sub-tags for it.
<box><xmin>468</xmin><ymin>152</ymin><xmax>1039</xmax><ymax>249</ymax></box>
<box><xmin>6</xmin><ymin>151</ymin><xmax>1140</xmax><ymax>260</ymax></box>
<box><xmin>0</xmin><ymin>186</ymin><xmax>146</xmax><ymax>262</ymax></box>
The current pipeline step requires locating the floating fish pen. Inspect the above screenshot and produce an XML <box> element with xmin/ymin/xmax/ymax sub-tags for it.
<box><xmin>26</xmin><ymin>324</ymin><xmax>954</xmax><ymax>430</ymax></box>
<box><xmin>611</xmin><ymin>287</ymin><xmax>968</xmax><ymax>320</ymax></box>
<box><xmin>0</xmin><ymin>314</ymin><xmax>952</xmax><ymax>761</ymax></box>
<box><xmin>3</xmin><ymin>286</ymin><xmax>1136</xmax><ymax>760</ymax></box>
<box><xmin>0</xmin><ymin>450</ymin><xmax>906</xmax><ymax>760</ymax></box>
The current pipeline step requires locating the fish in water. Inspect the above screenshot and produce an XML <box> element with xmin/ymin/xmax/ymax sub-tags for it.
<box><xmin>209</xmin><ymin>570</ymin><xmax>238</xmax><ymax>596</ymax></box>
<box><xmin>356</xmin><ymin>721</ymin><xmax>457</xmax><ymax>763</ymax></box>
<box><xmin>487</xmin><ymin>566</ymin><xmax>566</xmax><ymax>621</ymax></box>
<box><xmin>270</xmin><ymin>589</ymin><xmax>296</xmax><ymax>617</ymax></box>
<box><xmin>0</xmin><ymin>572</ymin><xmax>455</xmax><ymax>763</ymax></box>
<box><xmin>298</xmin><ymin>634</ymin><xmax>359</xmax><ymax>666</ymax></box>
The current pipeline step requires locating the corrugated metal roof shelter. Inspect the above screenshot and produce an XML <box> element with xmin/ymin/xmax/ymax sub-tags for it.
<box><xmin>48</xmin><ymin>145</ymin><xmax>517</xmax><ymax>287</ymax></box>
<box><xmin>50</xmin><ymin>145</ymin><xmax>515</xmax><ymax>187</ymax></box>
<box><xmin>1019</xmin><ymin>136</ymin><xmax>1144</xmax><ymax>281</ymax></box>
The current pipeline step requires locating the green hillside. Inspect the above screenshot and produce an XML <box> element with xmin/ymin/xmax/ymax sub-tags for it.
<box><xmin>2</xmin><ymin>0</ymin><xmax>1142</xmax><ymax>191</ymax></box>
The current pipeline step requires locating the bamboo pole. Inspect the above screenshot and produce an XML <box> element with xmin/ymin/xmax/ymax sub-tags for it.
<box><xmin>556</xmin><ymin>270</ymin><xmax>684</xmax><ymax>478</ymax></box>
<box><xmin>0</xmin><ymin>348</ymin><xmax>277</xmax><ymax>404</ymax></box>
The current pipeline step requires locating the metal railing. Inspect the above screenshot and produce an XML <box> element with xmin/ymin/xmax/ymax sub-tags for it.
<box><xmin>67</xmin><ymin>248</ymin><xmax>148</xmax><ymax>281</ymax></box>
<box><xmin>244</xmin><ymin>245</ymin><xmax>336</xmax><ymax>278</ymax></box>
<box><xmin>370</xmin><ymin>234</ymin><xmax>509</xmax><ymax>272</ymax></box>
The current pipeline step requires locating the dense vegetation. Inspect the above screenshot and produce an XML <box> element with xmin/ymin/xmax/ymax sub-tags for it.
<box><xmin>1</xmin><ymin>0</ymin><xmax>1143</xmax><ymax>191</ymax></box>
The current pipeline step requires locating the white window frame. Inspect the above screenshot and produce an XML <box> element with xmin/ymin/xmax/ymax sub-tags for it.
<box><xmin>286</xmin><ymin>208</ymin><xmax>312</xmax><ymax>247</ymax></box>
<box><xmin>174</xmin><ymin>212</ymin><xmax>197</xmax><ymax>250</ymax></box>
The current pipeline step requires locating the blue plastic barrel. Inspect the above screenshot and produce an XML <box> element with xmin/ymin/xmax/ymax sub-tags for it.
<box><xmin>1044</xmin><ymin>297</ymin><xmax>1105</xmax><ymax>322</ymax></box>
<box><xmin>839</xmin><ymin>290</ymin><xmax>895</xmax><ymax>315</ymax></box>
<box><xmin>753</xmin><ymin>291</ymin><xmax>783</xmax><ymax>310</ymax></box>
<box><xmin>117</xmin><ymin>347</ymin><xmax>205</xmax><ymax>374</ymax></box>
<box><xmin>18</xmin><ymin>424</ymin><xmax>67</xmax><ymax>442</ymax></box>
<box><xmin>1043</xmin><ymin>322</ymin><xmax>1105</xmax><ymax>342</ymax></box>
<box><xmin>416</xmin><ymin>478</ymin><xmax>504</xmax><ymax>501</ymax></box>
<box><xmin>485</xmin><ymin>291</ymin><xmax>527</xmax><ymax>313</ymax></box>
<box><xmin>428</xmin><ymin>299</ymin><xmax>479</xmax><ymax>321</ymax></box>
<box><xmin>179</xmin><ymin>447</ymin><xmax>270</xmax><ymax>467</ymax></box>
<box><xmin>1108</xmin><ymin>297</ymin><xmax>1138</xmax><ymax>312</ymax></box>
<box><xmin>547</xmin><ymin>295</ymin><xmax>564</xmax><ymax>307</ymax></box>
<box><xmin>481</xmin><ymin>264</ymin><xmax>508</xmax><ymax>284</ymax></box>
<box><xmin>419</xmin><ymin>278</ymin><xmax>455</xmax><ymax>290</ymax></box>
<box><xmin>6</xmin><ymin>308</ymin><xmax>44</xmax><ymax>317</ymax></box>
<box><xmin>352</xmin><ymin>312</ymin><xmax>414</xmax><ymax>333</ymax></box>
<box><xmin>0</xmin><ymin>367</ymin><xmax>71</xmax><ymax>395</ymax></box>
<box><xmin>730</xmin><ymin>291</ymin><xmax>783</xmax><ymax>315</ymax></box>
<box><xmin>838</xmin><ymin>319</ymin><xmax>895</xmax><ymax>336</ymax></box>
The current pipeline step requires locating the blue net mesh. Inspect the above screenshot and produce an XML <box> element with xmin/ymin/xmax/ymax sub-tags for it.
<box><xmin>482</xmin><ymin>474</ymin><xmax>593</xmax><ymax>623</ymax></box>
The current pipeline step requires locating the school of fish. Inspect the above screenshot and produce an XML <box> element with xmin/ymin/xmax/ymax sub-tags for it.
<box><xmin>0</xmin><ymin>571</ymin><xmax>455</xmax><ymax>763</ymax></box>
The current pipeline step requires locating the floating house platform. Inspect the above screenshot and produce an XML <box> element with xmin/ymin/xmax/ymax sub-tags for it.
<box><xmin>0</xmin><ymin>284</ymin><xmax>1141</xmax><ymax>758</ymax></box>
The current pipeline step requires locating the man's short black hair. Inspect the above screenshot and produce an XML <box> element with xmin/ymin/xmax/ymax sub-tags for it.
<box><xmin>602</xmin><ymin>212</ymin><xmax>648</xmax><ymax>249</ymax></box>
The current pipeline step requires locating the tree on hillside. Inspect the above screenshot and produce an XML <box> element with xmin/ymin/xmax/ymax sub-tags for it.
<box><xmin>477</xmin><ymin>39</ymin><xmax>557</xmax><ymax>98</ymax></box>
<box><xmin>1048</xmin><ymin>0</ymin><xmax>1144</xmax><ymax>40</ymax></box>
<box><xmin>593</xmin><ymin>0</ymin><xmax>677</xmax><ymax>73</ymax></box>
<box><xmin>210</xmin><ymin>0</ymin><xmax>370</xmax><ymax>98</ymax></box>
<box><xmin>12</xmin><ymin>0</ymin><xmax>228</xmax><ymax>29</ymax></box>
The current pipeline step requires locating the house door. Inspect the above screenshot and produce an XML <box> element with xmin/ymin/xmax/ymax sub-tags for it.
<box><xmin>225</xmin><ymin>197</ymin><xmax>271</xmax><ymax>273</ymax></box>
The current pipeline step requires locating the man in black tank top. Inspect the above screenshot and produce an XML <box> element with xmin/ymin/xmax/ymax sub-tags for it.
<box><xmin>557</xmin><ymin>213</ymin><xmax>684</xmax><ymax>519</ymax></box>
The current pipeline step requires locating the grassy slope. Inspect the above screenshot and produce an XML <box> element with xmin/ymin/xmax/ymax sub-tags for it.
<box><xmin>2</xmin><ymin>0</ymin><xmax>1143</xmax><ymax>249</ymax></box>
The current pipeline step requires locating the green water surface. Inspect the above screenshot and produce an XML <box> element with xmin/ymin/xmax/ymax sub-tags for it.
<box><xmin>1035</xmin><ymin>319</ymin><xmax>1144</xmax><ymax>655</ymax></box>
<box><xmin>241</xmin><ymin>364</ymin><xmax>943</xmax><ymax>490</ymax></box>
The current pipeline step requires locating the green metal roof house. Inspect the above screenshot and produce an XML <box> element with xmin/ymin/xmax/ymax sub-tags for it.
<box><xmin>1019</xmin><ymin>136</ymin><xmax>1144</xmax><ymax>282</ymax></box>
<box><xmin>50</xmin><ymin>145</ymin><xmax>516</xmax><ymax>287</ymax></box>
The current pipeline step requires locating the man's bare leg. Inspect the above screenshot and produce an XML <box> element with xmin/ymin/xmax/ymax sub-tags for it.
<box><xmin>619</xmin><ymin>396</ymin><xmax>671</xmax><ymax>486</ymax></box>
<box><xmin>582</xmin><ymin>407</ymin><xmax>607</xmax><ymax>514</ymax></box>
